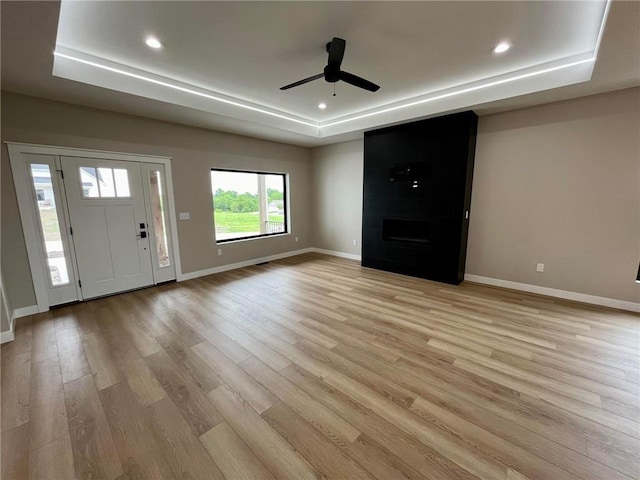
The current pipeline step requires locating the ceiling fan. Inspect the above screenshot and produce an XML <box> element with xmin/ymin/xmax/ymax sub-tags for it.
<box><xmin>280</xmin><ymin>37</ymin><xmax>380</xmax><ymax>93</ymax></box>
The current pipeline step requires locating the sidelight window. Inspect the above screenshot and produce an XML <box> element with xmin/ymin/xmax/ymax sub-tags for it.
<box><xmin>29</xmin><ymin>164</ymin><xmax>71</xmax><ymax>286</ymax></box>
<box><xmin>149</xmin><ymin>170</ymin><xmax>171</xmax><ymax>267</ymax></box>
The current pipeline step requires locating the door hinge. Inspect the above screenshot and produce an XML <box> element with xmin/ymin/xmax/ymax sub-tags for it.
<box><xmin>58</xmin><ymin>169</ymin><xmax>64</xmax><ymax>179</ymax></box>
<box><xmin>78</xmin><ymin>280</ymin><xmax>82</xmax><ymax>288</ymax></box>
<box><xmin>69</xmin><ymin>226</ymin><xmax>73</xmax><ymax>236</ymax></box>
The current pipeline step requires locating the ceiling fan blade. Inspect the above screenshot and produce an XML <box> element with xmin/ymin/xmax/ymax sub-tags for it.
<box><xmin>327</xmin><ymin>37</ymin><xmax>346</xmax><ymax>66</ymax></box>
<box><xmin>280</xmin><ymin>73</ymin><xmax>324</xmax><ymax>90</ymax></box>
<box><xmin>339</xmin><ymin>71</ymin><xmax>380</xmax><ymax>92</ymax></box>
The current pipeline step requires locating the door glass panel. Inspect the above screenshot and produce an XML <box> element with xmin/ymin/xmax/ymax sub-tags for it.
<box><xmin>80</xmin><ymin>167</ymin><xmax>99</xmax><ymax>197</ymax></box>
<box><xmin>98</xmin><ymin>167</ymin><xmax>116</xmax><ymax>197</ymax></box>
<box><xmin>30</xmin><ymin>164</ymin><xmax>70</xmax><ymax>286</ymax></box>
<box><xmin>149</xmin><ymin>170</ymin><xmax>170</xmax><ymax>267</ymax></box>
<box><xmin>114</xmin><ymin>169</ymin><xmax>130</xmax><ymax>197</ymax></box>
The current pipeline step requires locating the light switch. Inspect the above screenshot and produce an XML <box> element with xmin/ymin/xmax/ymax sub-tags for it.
<box><xmin>536</xmin><ymin>263</ymin><xmax>544</xmax><ymax>272</ymax></box>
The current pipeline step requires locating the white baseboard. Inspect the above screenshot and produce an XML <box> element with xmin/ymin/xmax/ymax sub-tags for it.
<box><xmin>13</xmin><ymin>305</ymin><xmax>39</xmax><ymax>318</ymax></box>
<box><xmin>1</xmin><ymin>305</ymin><xmax>39</xmax><ymax>344</ymax></box>
<box><xmin>464</xmin><ymin>274</ymin><xmax>640</xmax><ymax>313</ymax></box>
<box><xmin>176</xmin><ymin>247</ymin><xmax>364</xmax><ymax>282</ymax></box>
<box><xmin>178</xmin><ymin>248</ymin><xmax>314</xmax><ymax>281</ymax></box>
<box><xmin>311</xmin><ymin>248</ymin><xmax>362</xmax><ymax>261</ymax></box>
<box><xmin>0</xmin><ymin>327</ymin><xmax>15</xmax><ymax>344</ymax></box>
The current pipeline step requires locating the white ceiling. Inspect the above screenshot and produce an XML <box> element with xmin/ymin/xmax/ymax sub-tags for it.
<box><xmin>2</xmin><ymin>1</ymin><xmax>639</xmax><ymax>146</ymax></box>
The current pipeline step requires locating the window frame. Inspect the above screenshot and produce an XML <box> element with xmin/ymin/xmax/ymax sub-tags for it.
<box><xmin>211</xmin><ymin>167</ymin><xmax>289</xmax><ymax>244</ymax></box>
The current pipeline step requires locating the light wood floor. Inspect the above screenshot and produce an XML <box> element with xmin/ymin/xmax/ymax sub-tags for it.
<box><xmin>2</xmin><ymin>253</ymin><xmax>639</xmax><ymax>480</ymax></box>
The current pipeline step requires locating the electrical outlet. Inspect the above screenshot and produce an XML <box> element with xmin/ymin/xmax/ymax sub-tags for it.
<box><xmin>218</xmin><ymin>249</ymin><xmax>222</xmax><ymax>256</ymax></box>
<box><xmin>536</xmin><ymin>263</ymin><xmax>544</xmax><ymax>272</ymax></box>
<box><xmin>295</xmin><ymin>236</ymin><xmax>299</xmax><ymax>242</ymax></box>
<box><xmin>353</xmin><ymin>239</ymin><xmax>358</xmax><ymax>246</ymax></box>
<box><xmin>179</xmin><ymin>212</ymin><xmax>190</xmax><ymax>220</ymax></box>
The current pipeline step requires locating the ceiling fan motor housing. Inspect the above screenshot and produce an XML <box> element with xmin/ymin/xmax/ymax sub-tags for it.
<box><xmin>324</xmin><ymin>64</ymin><xmax>341</xmax><ymax>83</ymax></box>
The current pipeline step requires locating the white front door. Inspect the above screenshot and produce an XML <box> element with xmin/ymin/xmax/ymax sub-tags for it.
<box><xmin>61</xmin><ymin>156</ymin><xmax>154</xmax><ymax>299</ymax></box>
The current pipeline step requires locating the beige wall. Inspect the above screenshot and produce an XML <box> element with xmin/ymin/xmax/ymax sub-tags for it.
<box><xmin>467</xmin><ymin>87</ymin><xmax>639</xmax><ymax>303</ymax></box>
<box><xmin>1</xmin><ymin>92</ymin><xmax>313</xmax><ymax>311</ymax></box>
<box><xmin>311</xmin><ymin>88</ymin><xmax>640</xmax><ymax>303</ymax></box>
<box><xmin>310</xmin><ymin>140</ymin><xmax>363</xmax><ymax>256</ymax></box>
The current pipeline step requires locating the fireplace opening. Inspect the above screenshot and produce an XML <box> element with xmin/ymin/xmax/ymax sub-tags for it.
<box><xmin>382</xmin><ymin>218</ymin><xmax>430</xmax><ymax>244</ymax></box>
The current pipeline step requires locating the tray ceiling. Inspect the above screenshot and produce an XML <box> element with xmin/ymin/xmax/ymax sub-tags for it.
<box><xmin>52</xmin><ymin>1</ymin><xmax>609</xmax><ymax>141</ymax></box>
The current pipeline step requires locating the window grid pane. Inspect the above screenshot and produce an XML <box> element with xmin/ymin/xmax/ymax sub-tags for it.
<box><xmin>97</xmin><ymin>168</ymin><xmax>116</xmax><ymax>197</ymax></box>
<box><xmin>114</xmin><ymin>169</ymin><xmax>130</xmax><ymax>197</ymax></box>
<box><xmin>80</xmin><ymin>167</ymin><xmax>99</xmax><ymax>197</ymax></box>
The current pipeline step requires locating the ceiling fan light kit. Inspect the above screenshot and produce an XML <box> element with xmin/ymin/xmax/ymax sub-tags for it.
<box><xmin>280</xmin><ymin>37</ymin><xmax>380</xmax><ymax>93</ymax></box>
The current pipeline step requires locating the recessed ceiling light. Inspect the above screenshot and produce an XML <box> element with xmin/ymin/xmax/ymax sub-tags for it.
<box><xmin>493</xmin><ymin>42</ymin><xmax>511</xmax><ymax>54</ymax></box>
<box><xmin>145</xmin><ymin>36</ymin><xmax>163</xmax><ymax>49</ymax></box>
<box><xmin>318</xmin><ymin>103</ymin><xmax>327</xmax><ymax>110</ymax></box>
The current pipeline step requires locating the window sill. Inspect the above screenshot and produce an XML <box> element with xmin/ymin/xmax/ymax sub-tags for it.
<box><xmin>216</xmin><ymin>232</ymin><xmax>290</xmax><ymax>245</ymax></box>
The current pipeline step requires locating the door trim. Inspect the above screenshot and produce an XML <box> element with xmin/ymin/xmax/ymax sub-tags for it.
<box><xmin>6</xmin><ymin>142</ymin><xmax>181</xmax><ymax>312</ymax></box>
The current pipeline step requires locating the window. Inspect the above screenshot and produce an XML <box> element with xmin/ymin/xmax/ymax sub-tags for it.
<box><xmin>149</xmin><ymin>170</ymin><xmax>170</xmax><ymax>267</ymax></box>
<box><xmin>30</xmin><ymin>164</ymin><xmax>70</xmax><ymax>286</ymax></box>
<box><xmin>211</xmin><ymin>169</ymin><xmax>287</xmax><ymax>242</ymax></box>
<box><xmin>80</xmin><ymin>167</ymin><xmax>130</xmax><ymax>198</ymax></box>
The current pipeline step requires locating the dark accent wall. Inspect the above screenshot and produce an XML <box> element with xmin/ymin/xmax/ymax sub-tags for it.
<box><xmin>362</xmin><ymin>111</ymin><xmax>478</xmax><ymax>284</ymax></box>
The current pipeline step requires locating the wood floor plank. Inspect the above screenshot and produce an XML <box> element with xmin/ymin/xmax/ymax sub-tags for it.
<box><xmin>193</xmin><ymin>341</ymin><xmax>277</xmax><ymax>414</ymax></box>
<box><xmin>57</xmin><ymin>335</ymin><xmax>92</xmax><ymax>384</ymax></box>
<box><xmin>116</xmin><ymin>314</ymin><xmax>163</xmax><ymax>358</ymax></box>
<box><xmin>121</xmin><ymin>358</ymin><xmax>167</xmax><ymax>406</ymax></box>
<box><xmin>325</xmin><ymin>370</ymin><xmax>509</xmax><ymax>480</ymax></box>
<box><xmin>215</xmin><ymin>321</ymin><xmax>291</xmax><ymax>371</ymax></box>
<box><xmin>410</xmin><ymin>396</ymin><xmax>625</xmax><ymax>480</ymax></box>
<box><xmin>240</xmin><ymin>355</ymin><xmax>361</xmax><ymax>443</ymax></box>
<box><xmin>1</xmin><ymin>423</ymin><xmax>30</xmax><ymax>480</ymax></box>
<box><xmin>506</xmin><ymin>469</ymin><xmax>533</xmax><ymax>480</ymax></box>
<box><xmin>518</xmin><ymin>393</ymin><xmax>639</xmax><ymax>458</ymax></box>
<box><xmin>454</xmin><ymin>358</ymin><xmax>639</xmax><ymax>438</ymax></box>
<box><xmin>64</xmin><ymin>374</ymin><xmax>123</xmax><ymax>480</ymax></box>
<box><xmin>232</xmin><ymin>317</ymin><xmax>334</xmax><ymax>378</ymax></box>
<box><xmin>209</xmin><ymin>384</ymin><xmax>319</xmax><ymax>480</ymax></box>
<box><xmin>262</xmin><ymin>400</ymin><xmax>374</xmax><ymax>480</ymax></box>
<box><xmin>491</xmin><ymin>349</ymin><xmax>640</xmax><ymax>396</ymax></box>
<box><xmin>200</xmin><ymin>421</ymin><xmax>277</xmax><ymax>480</ymax></box>
<box><xmin>586</xmin><ymin>437</ymin><xmax>640</xmax><ymax>478</ymax></box>
<box><xmin>146</xmin><ymin>396</ymin><xmax>226</xmax><ymax>479</ymax></box>
<box><xmin>29</xmin><ymin>356</ymin><xmax>68</xmax><ymax>450</ymax></box>
<box><xmin>30</xmin><ymin>315</ymin><xmax>58</xmax><ymax>364</ymax></box>
<box><xmin>429</xmin><ymin>339</ymin><xmax>604</xmax><ymax>407</ymax></box>
<box><xmin>99</xmin><ymin>380</ymin><xmax>177</xmax><ymax>479</ymax></box>
<box><xmin>145</xmin><ymin>349</ymin><xmax>223</xmax><ymax>436</ymax></box>
<box><xmin>29</xmin><ymin>434</ymin><xmax>77</xmax><ymax>480</ymax></box>
<box><xmin>333</xmin><ymin>341</ymin><xmax>591</xmax><ymax>457</ymax></box>
<box><xmin>153</xmin><ymin>309</ymin><xmax>206</xmax><ymax>346</ymax></box>
<box><xmin>81</xmin><ymin>332</ymin><xmax>123</xmax><ymax>391</ymax></box>
<box><xmin>298</xmin><ymin>339</ymin><xmax>417</xmax><ymax>409</ymax></box>
<box><xmin>1</xmin><ymin>351</ymin><xmax>31</xmax><ymax>432</ymax></box>
<box><xmin>280</xmin><ymin>363</ymin><xmax>431</xmax><ymax>471</ymax></box>
<box><xmin>347</xmin><ymin>433</ymin><xmax>432</xmax><ymax>480</ymax></box>
<box><xmin>184</xmin><ymin>315</ymin><xmax>253</xmax><ymax>363</ymax></box>
<box><xmin>156</xmin><ymin>330</ymin><xmax>224</xmax><ymax>393</ymax></box>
